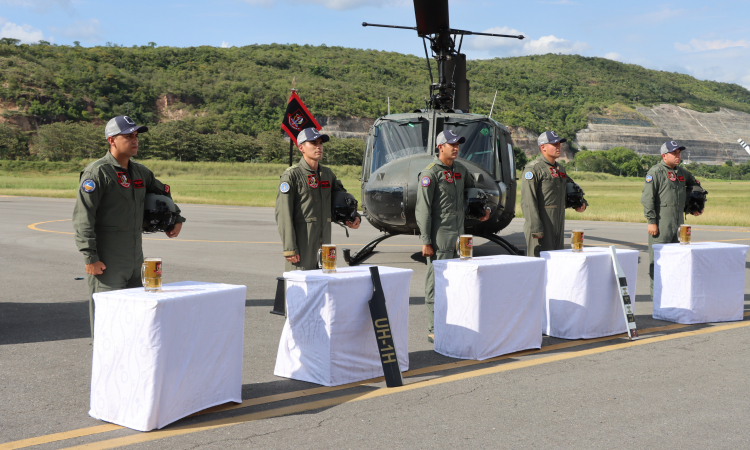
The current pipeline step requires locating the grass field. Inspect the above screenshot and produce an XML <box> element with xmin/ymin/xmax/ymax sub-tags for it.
<box><xmin>1</xmin><ymin>161</ymin><xmax>748</xmax><ymax>227</ymax></box>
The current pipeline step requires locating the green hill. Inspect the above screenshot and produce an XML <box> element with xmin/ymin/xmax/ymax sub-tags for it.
<box><xmin>2</xmin><ymin>39</ymin><xmax>750</xmax><ymax>162</ymax></box>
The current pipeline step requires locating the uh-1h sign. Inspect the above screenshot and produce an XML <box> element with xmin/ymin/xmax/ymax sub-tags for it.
<box><xmin>368</xmin><ymin>266</ymin><xmax>404</xmax><ymax>387</ymax></box>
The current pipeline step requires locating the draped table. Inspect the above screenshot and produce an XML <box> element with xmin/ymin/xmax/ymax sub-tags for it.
<box><xmin>274</xmin><ymin>265</ymin><xmax>412</xmax><ymax>386</ymax></box>
<box><xmin>540</xmin><ymin>248</ymin><xmax>639</xmax><ymax>339</ymax></box>
<box><xmin>432</xmin><ymin>255</ymin><xmax>546</xmax><ymax>360</ymax></box>
<box><xmin>654</xmin><ymin>242</ymin><xmax>749</xmax><ymax>324</ymax></box>
<box><xmin>90</xmin><ymin>281</ymin><xmax>247</xmax><ymax>432</ymax></box>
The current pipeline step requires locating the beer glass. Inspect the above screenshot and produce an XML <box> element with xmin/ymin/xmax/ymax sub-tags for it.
<box><xmin>318</xmin><ymin>244</ymin><xmax>337</xmax><ymax>273</ymax></box>
<box><xmin>679</xmin><ymin>224</ymin><xmax>692</xmax><ymax>245</ymax></box>
<box><xmin>141</xmin><ymin>257</ymin><xmax>162</xmax><ymax>292</ymax></box>
<box><xmin>455</xmin><ymin>234</ymin><xmax>473</xmax><ymax>260</ymax></box>
<box><xmin>571</xmin><ymin>229</ymin><xmax>584</xmax><ymax>252</ymax></box>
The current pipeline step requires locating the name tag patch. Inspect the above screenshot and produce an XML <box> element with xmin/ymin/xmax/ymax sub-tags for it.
<box><xmin>116</xmin><ymin>172</ymin><xmax>131</xmax><ymax>188</ymax></box>
<box><xmin>321</xmin><ymin>180</ymin><xmax>331</xmax><ymax>188</ymax></box>
<box><xmin>164</xmin><ymin>184</ymin><xmax>170</xmax><ymax>194</ymax></box>
<box><xmin>454</xmin><ymin>172</ymin><xmax>462</xmax><ymax>180</ymax></box>
<box><xmin>677</xmin><ymin>176</ymin><xmax>685</xmax><ymax>182</ymax></box>
<box><xmin>133</xmin><ymin>179</ymin><xmax>145</xmax><ymax>189</ymax></box>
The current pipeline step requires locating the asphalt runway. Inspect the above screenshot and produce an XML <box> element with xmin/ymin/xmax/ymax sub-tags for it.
<box><xmin>1</xmin><ymin>195</ymin><xmax>749</xmax><ymax>449</ymax></box>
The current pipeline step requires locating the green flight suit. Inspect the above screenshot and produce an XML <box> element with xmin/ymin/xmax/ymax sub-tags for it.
<box><xmin>415</xmin><ymin>157</ymin><xmax>476</xmax><ymax>334</ymax></box>
<box><xmin>275</xmin><ymin>157</ymin><xmax>350</xmax><ymax>272</ymax></box>
<box><xmin>521</xmin><ymin>156</ymin><xmax>576</xmax><ymax>257</ymax></box>
<box><xmin>640</xmin><ymin>160</ymin><xmax>699</xmax><ymax>293</ymax></box>
<box><xmin>73</xmin><ymin>152</ymin><xmax>185</xmax><ymax>338</ymax></box>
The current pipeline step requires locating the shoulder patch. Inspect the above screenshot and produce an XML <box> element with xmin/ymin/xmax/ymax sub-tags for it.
<box><xmin>524</xmin><ymin>171</ymin><xmax>533</xmax><ymax>180</ymax></box>
<box><xmin>425</xmin><ymin>163</ymin><xmax>435</xmax><ymax>170</ymax></box>
<box><xmin>645</xmin><ymin>175</ymin><xmax>653</xmax><ymax>183</ymax></box>
<box><xmin>81</xmin><ymin>179</ymin><xmax>96</xmax><ymax>193</ymax></box>
<box><xmin>420</xmin><ymin>176</ymin><xmax>431</xmax><ymax>187</ymax></box>
<box><xmin>279</xmin><ymin>181</ymin><xmax>290</xmax><ymax>193</ymax></box>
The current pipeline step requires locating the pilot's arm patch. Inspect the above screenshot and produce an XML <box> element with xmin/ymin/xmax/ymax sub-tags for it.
<box><xmin>81</xmin><ymin>179</ymin><xmax>96</xmax><ymax>193</ymax></box>
<box><xmin>524</xmin><ymin>172</ymin><xmax>533</xmax><ymax>180</ymax></box>
<box><xmin>279</xmin><ymin>181</ymin><xmax>291</xmax><ymax>193</ymax></box>
<box><xmin>420</xmin><ymin>176</ymin><xmax>431</xmax><ymax>187</ymax></box>
<box><xmin>645</xmin><ymin>175</ymin><xmax>653</xmax><ymax>183</ymax></box>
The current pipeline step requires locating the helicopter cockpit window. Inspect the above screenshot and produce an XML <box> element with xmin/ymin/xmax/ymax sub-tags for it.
<box><xmin>443</xmin><ymin>120</ymin><xmax>496</xmax><ymax>177</ymax></box>
<box><xmin>370</xmin><ymin>119</ymin><xmax>429</xmax><ymax>174</ymax></box>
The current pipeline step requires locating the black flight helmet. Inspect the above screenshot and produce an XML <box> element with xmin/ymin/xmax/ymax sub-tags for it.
<box><xmin>684</xmin><ymin>184</ymin><xmax>708</xmax><ymax>215</ymax></box>
<box><xmin>143</xmin><ymin>193</ymin><xmax>178</xmax><ymax>233</ymax></box>
<box><xmin>464</xmin><ymin>188</ymin><xmax>491</xmax><ymax>220</ymax></box>
<box><xmin>332</xmin><ymin>190</ymin><xmax>359</xmax><ymax>224</ymax></box>
<box><xmin>565</xmin><ymin>182</ymin><xmax>589</xmax><ymax>209</ymax></box>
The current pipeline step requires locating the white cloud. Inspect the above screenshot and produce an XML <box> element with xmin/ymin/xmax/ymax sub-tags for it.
<box><xmin>0</xmin><ymin>17</ymin><xmax>49</xmax><ymax>43</ymax></box>
<box><xmin>604</xmin><ymin>52</ymin><xmax>622</xmax><ymax>61</ymax></box>
<box><xmin>242</xmin><ymin>0</ymin><xmax>408</xmax><ymax>10</ymax></box>
<box><xmin>221</xmin><ymin>41</ymin><xmax>230</xmax><ymax>48</ymax></box>
<box><xmin>468</xmin><ymin>27</ymin><xmax>589</xmax><ymax>56</ymax></box>
<box><xmin>675</xmin><ymin>38</ymin><xmax>750</xmax><ymax>53</ymax></box>
<box><xmin>635</xmin><ymin>7</ymin><xmax>687</xmax><ymax>24</ymax></box>
<box><xmin>49</xmin><ymin>18</ymin><xmax>100</xmax><ymax>42</ymax></box>
<box><xmin>0</xmin><ymin>0</ymin><xmax>71</xmax><ymax>13</ymax></box>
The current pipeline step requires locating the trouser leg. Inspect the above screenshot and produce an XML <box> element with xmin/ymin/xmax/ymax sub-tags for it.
<box><xmin>425</xmin><ymin>257</ymin><xmax>435</xmax><ymax>334</ymax></box>
<box><xmin>87</xmin><ymin>264</ymin><xmax>142</xmax><ymax>339</ymax></box>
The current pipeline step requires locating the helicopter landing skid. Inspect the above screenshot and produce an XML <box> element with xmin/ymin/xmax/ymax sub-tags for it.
<box><xmin>342</xmin><ymin>232</ymin><xmax>400</xmax><ymax>266</ymax></box>
<box><xmin>480</xmin><ymin>234</ymin><xmax>523</xmax><ymax>256</ymax></box>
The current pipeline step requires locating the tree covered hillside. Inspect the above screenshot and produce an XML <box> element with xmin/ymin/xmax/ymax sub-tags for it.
<box><xmin>2</xmin><ymin>39</ymin><xmax>750</xmax><ymax>161</ymax></box>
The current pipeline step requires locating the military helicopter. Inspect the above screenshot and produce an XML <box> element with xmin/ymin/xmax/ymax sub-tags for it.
<box><xmin>342</xmin><ymin>0</ymin><xmax>525</xmax><ymax>265</ymax></box>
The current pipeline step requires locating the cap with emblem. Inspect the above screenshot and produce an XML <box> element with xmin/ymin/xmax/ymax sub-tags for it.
<box><xmin>436</xmin><ymin>130</ymin><xmax>466</xmax><ymax>146</ymax></box>
<box><xmin>537</xmin><ymin>131</ymin><xmax>566</xmax><ymax>146</ymax></box>
<box><xmin>105</xmin><ymin>115</ymin><xmax>148</xmax><ymax>139</ymax></box>
<box><xmin>660</xmin><ymin>140</ymin><xmax>686</xmax><ymax>154</ymax></box>
<box><xmin>297</xmin><ymin>127</ymin><xmax>330</xmax><ymax>145</ymax></box>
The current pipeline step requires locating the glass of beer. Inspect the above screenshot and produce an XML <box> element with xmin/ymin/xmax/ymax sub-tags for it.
<box><xmin>455</xmin><ymin>234</ymin><xmax>473</xmax><ymax>260</ymax></box>
<box><xmin>141</xmin><ymin>257</ymin><xmax>162</xmax><ymax>292</ymax></box>
<box><xmin>571</xmin><ymin>229</ymin><xmax>584</xmax><ymax>252</ymax></box>
<box><xmin>679</xmin><ymin>224</ymin><xmax>692</xmax><ymax>245</ymax></box>
<box><xmin>318</xmin><ymin>244</ymin><xmax>337</xmax><ymax>273</ymax></box>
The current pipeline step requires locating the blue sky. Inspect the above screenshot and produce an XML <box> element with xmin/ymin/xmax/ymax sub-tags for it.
<box><xmin>2</xmin><ymin>0</ymin><xmax>749</xmax><ymax>89</ymax></box>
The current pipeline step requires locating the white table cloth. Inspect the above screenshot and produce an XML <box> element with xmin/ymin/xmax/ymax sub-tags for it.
<box><xmin>433</xmin><ymin>255</ymin><xmax>546</xmax><ymax>360</ymax></box>
<box><xmin>540</xmin><ymin>248</ymin><xmax>639</xmax><ymax>339</ymax></box>
<box><xmin>90</xmin><ymin>281</ymin><xmax>247</xmax><ymax>432</ymax></box>
<box><xmin>275</xmin><ymin>265</ymin><xmax>412</xmax><ymax>387</ymax></box>
<box><xmin>654</xmin><ymin>242</ymin><xmax>749</xmax><ymax>324</ymax></box>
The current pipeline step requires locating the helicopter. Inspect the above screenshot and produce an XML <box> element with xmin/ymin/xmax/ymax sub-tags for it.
<box><xmin>342</xmin><ymin>0</ymin><xmax>526</xmax><ymax>265</ymax></box>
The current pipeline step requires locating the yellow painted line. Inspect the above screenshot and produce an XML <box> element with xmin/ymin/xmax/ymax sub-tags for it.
<box><xmin>59</xmin><ymin>319</ymin><xmax>750</xmax><ymax>450</ymax></box>
<box><xmin>5</xmin><ymin>316</ymin><xmax>745</xmax><ymax>450</ymax></box>
<box><xmin>0</xmin><ymin>425</ymin><xmax>123</xmax><ymax>450</ymax></box>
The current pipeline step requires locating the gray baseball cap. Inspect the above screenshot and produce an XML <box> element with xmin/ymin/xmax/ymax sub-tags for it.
<box><xmin>436</xmin><ymin>130</ymin><xmax>466</xmax><ymax>146</ymax></box>
<box><xmin>538</xmin><ymin>131</ymin><xmax>566</xmax><ymax>146</ymax></box>
<box><xmin>105</xmin><ymin>115</ymin><xmax>148</xmax><ymax>139</ymax></box>
<box><xmin>297</xmin><ymin>127</ymin><xmax>329</xmax><ymax>145</ymax></box>
<box><xmin>661</xmin><ymin>140</ymin><xmax>686</xmax><ymax>154</ymax></box>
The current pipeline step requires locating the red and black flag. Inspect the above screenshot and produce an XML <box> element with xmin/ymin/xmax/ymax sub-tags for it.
<box><xmin>281</xmin><ymin>90</ymin><xmax>321</xmax><ymax>145</ymax></box>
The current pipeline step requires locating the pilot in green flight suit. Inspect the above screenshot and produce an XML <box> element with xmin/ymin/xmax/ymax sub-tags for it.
<box><xmin>275</xmin><ymin>127</ymin><xmax>360</xmax><ymax>272</ymax></box>
<box><xmin>521</xmin><ymin>131</ymin><xmax>587</xmax><ymax>257</ymax></box>
<box><xmin>416</xmin><ymin>130</ymin><xmax>490</xmax><ymax>343</ymax></box>
<box><xmin>641</xmin><ymin>140</ymin><xmax>702</xmax><ymax>294</ymax></box>
<box><xmin>73</xmin><ymin>116</ymin><xmax>186</xmax><ymax>338</ymax></box>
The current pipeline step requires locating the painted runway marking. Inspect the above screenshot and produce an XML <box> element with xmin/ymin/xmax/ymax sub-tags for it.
<box><xmin>4</xmin><ymin>316</ymin><xmax>748</xmax><ymax>450</ymax></box>
<box><xmin>55</xmin><ymin>319</ymin><xmax>750</xmax><ymax>450</ymax></box>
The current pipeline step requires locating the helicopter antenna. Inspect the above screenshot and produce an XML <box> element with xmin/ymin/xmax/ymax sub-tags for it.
<box><xmin>422</xmin><ymin>37</ymin><xmax>434</xmax><ymax>86</ymax></box>
<box><xmin>489</xmin><ymin>90</ymin><xmax>498</xmax><ymax>119</ymax></box>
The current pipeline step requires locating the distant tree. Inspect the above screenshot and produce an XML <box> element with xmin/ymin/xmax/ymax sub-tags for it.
<box><xmin>147</xmin><ymin>42</ymin><xmax>156</xmax><ymax>48</ymax></box>
<box><xmin>0</xmin><ymin>37</ymin><xmax>21</xmax><ymax>45</ymax></box>
<box><xmin>512</xmin><ymin>146</ymin><xmax>528</xmax><ymax>171</ymax></box>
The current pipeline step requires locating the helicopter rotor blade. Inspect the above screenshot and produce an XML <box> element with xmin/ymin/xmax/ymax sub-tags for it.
<box><xmin>413</xmin><ymin>0</ymin><xmax>449</xmax><ymax>36</ymax></box>
<box><xmin>450</xmin><ymin>28</ymin><xmax>525</xmax><ymax>40</ymax></box>
<box><xmin>362</xmin><ymin>22</ymin><xmax>417</xmax><ymax>31</ymax></box>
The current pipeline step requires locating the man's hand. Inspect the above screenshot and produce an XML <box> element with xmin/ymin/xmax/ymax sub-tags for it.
<box><xmin>285</xmin><ymin>254</ymin><xmax>300</xmax><ymax>264</ymax></box>
<box><xmin>165</xmin><ymin>222</ymin><xmax>182</xmax><ymax>238</ymax></box>
<box><xmin>531</xmin><ymin>233</ymin><xmax>543</xmax><ymax>240</ymax></box>
<box><xmin>345</xmin><ymin>216</ymin><xmax>361</xmax><ymax>229</ymax></box>
<box><xmin>479</xmin><ymin>208</ymin><xmax>490</xmax><ymax>222</ymax></box>
<box><xmin>692</xmin><ymin>209</ymin><xmax>703</xmax><ymax>217</ymax></box>
<box><xmin>422</xmin><ymin>244</ymin><xmax>434</xmax><ymax>258</ymax></box>
<box><xmin>575</xmin><ymin>204</ymin><xmax>587</xmax><ymax>213</ymax></box>
<box><xmin>648</xmin><ymin>224</ymin><xmax>659</xmax><ymax>236</ymax></box>
<box><xmin>85</xmin><ymin>261</ymin><xmax>106</xmax><ymax>275</ymax></box>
